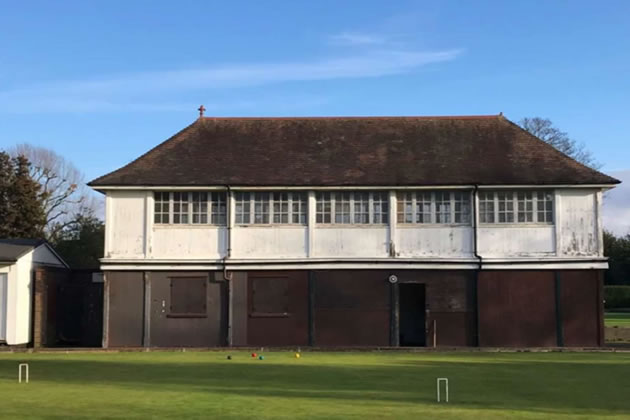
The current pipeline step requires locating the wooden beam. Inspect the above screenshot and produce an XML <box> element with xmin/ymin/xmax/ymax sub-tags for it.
<box><xmin>389</xmin><ymin>282</ymin><xmax>399</xmax><ymax>346</ymax></box>
<box><xmin>142</xmin><ymin>272</ymin><xmax>151</xmax><ymax>348</ymax></box>
<box><xmin>308</xmin><ymin>271</ymin><xmax>316</xmax><ymax>346</ymax></box>
<box><xmin>554</xmin><ymin>271</ymin><xmax>564</xmax><ymax>347</ymax></box>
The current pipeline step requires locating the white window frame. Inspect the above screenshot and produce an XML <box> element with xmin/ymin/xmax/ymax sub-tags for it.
<box><xmin>154</xmin><ymin>192</ymin><xmax>227</xmax><ymax>226</ymax></box>
<box><xmin>396</xmin><ymin>191</ymin><xmax>472</xmax><ymax>225</ymax></box>
<box><xmin>235</xmin><ymin>192</ymin><xmax>307</xmax><ymax>225</ymax></box>
<box><xmin>479</xmin><ymin>190</ymin><xmax>554</xmax><ymax>225</ymax></box>
<box><xmin>315</xmin><ymin>191</ymin><xmax>389</xmax><ymax>225</ymax></box>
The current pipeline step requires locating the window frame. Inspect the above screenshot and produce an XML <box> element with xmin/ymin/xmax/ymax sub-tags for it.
<box><xmin>234</xmin><ymin>191</ymin><xmax>307</xmax><ymax>226</ymax></box>
<box><xmin>153</xmin><ymin>192</ymin><xmax>227</xmax><ymax>226</ymax></box>
<box><xmin>397</xmin><ymin>191</ymin><xmax>472</xmax><ymax>226</ymax></box>
<box><xmin>315</xmin><ymin>191</ymin><xmax>389</xmax><ymax>225</ymax></box>
<box><xmin>479</xmin><ymin>190</ymin><xmax>555</xmax><ymax>225</ymax></box>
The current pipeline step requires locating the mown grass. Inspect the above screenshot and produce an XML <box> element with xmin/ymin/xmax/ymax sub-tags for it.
<box><xmin>0</xmin><ymin>351</ymin><xmax>629</xmax><ymax>419</ymax></box>
<box><xmin>605</xmin><ymin>312</ymin><xmax>630</xmax><ymax>327</ymax></box>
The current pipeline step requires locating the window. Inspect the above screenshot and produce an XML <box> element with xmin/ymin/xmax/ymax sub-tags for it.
<box><xmin>497</xmin><ymin>191</ymin><xmax>514</xmax><ymax>223</ymax></box>
<box><xmin>315</xmin><ymin>191</ymin><xmax>389</xmax><ymax>224</ymax></box>
<box><xmin>154</xmin><ymin>192</ymin><xmax>170</xmax><ymax>224</ymax></box>
<box><xmin>169</xmin><ymin>277</ymin><xmax>207</xmax><ymax>317</ymax></box>
<box><xmin>479</xmin><ymin>191</ymin><xmax>495</xmax><ymax>223</ymax></box>
<box><xmin>251</xmin><ymin>276</ymin><xmax>289</xmax><ymax>316</ymax></box>
<box><xmin>192</xmin><ymin>192</ymin><xmax>208</xmax><ymax>224</ymax></box>
<box><xmin>480</xmin><ymin>190</ymin><xmax>554</xmax><ymax>224</ymax></box>
<box><xmin>153</xmin><ymin>192</ymin><xmax>227</xmax><ymax>225</ymax></box>
<box><xmin>397</xmin><ymin>191</ymin><xmax>471</xmax><ymax>225</ymax></box>
<box><xmin>235</xmin><ymin>192</ymin><xmax>307</xmax><ymax>225</ymax></box>
<box><xmin>517</xmin><ymin>191</ymin><xmax>533</xmax><ymax>222</ymax></box>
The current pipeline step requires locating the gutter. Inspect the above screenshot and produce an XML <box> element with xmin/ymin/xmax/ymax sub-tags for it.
<box><xmin>223</xmin><ymin>185</ymin><xmax>233</xmax><ymax>348</ymax></box>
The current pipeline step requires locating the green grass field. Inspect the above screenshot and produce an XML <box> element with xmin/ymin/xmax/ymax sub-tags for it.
<box><xmin>1</xmin><ymin>351</ymin><xmax>629</xmax><ymax>419</ymax></box>
<box><xmin>606</xmin><ymin>312</ymin><xmax>630</xmax><ymax>327</ymax></box>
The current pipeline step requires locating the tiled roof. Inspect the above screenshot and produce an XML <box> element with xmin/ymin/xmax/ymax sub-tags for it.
<box><xmin>89</xmin><ymin>115</ymin><xmax>619</xmax><ymax>187</ymax></box>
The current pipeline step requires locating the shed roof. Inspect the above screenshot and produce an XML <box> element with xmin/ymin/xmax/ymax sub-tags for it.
<box><xmin>0</xmin><ymin>239</ymin><xmax>67</xmax><ymax>267</ymax></box>
<box><xmin>89</xmin><ymin>115</ymin><xmax>619</xmax><ymax>187</ymax></box>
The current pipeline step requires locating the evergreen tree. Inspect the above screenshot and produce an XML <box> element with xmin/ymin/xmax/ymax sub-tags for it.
<box><xmin>0</xmin><ymin>151</ymin><xmax>47</xmax><ymax>238</ymax></box>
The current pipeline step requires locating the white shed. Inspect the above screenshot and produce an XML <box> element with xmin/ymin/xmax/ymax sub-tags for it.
<box><xmin>0</xmin><ymin>239</ymin><xmax>68</xmax><ymax>345</ymax></box>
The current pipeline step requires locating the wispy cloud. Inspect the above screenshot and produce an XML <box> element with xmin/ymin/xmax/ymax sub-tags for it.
<box><xmin>328</xmin><ymin>32</ymin><xmax>390</xmax><ymax>46</ymax></box>
<box><xmin>0</xmin><ymin>48</ymin><xmax>462</xmax><ymax>113</ymax></box>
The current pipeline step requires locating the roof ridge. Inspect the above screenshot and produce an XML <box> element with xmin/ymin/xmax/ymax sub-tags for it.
<box><xmin>200</xmin><ymin>115</ymin><xmax>502</xmax><ymax>121</ymax></box>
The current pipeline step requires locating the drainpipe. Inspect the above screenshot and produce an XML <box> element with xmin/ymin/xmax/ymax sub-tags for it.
<box><xmin>472</xmin><ymin>185</ymin><xmax>482</xmax><ymax>347</ymax></box>
<box><xmin>223</xmin><ymin>186</ymin><xmax>233</xmax><ymax>347</ymax></box>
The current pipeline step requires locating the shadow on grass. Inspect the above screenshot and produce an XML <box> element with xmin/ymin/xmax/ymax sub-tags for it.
<box><xmin>0</xmin><ymin>355</ymin><xmax>629</xmax><ymax>416</ymax></box>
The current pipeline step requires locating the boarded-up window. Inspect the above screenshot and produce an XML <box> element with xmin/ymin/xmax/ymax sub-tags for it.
<box><xmin>170</xmin><ymin>277</ymin><xmax>207</xmax><ymax>317</ymax></box>
<box><xmin>251</xmin><ymin>277</ymin><xmax>289</xmax><ymax>316</ymax></box>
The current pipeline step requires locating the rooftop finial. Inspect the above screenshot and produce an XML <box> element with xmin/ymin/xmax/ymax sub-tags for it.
<box><xmin>198</xmin><ymin>105</ymin><xmax>206</xmax><ymax>118</ymax></box>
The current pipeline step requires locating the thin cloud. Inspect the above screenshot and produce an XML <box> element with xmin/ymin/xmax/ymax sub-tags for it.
<box><xmin>329</xmin><ymin>32</ymin><xmax>390</xmax><ymax>46</ymax></box>
<box><xmin>0</xmin><ymin>48</ymin><xmax>462</xmax><ymax>113</ymax></box>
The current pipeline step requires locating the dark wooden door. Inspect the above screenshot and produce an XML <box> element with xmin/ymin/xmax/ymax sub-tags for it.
<box><xmin>399</xmin><ymin>283</ymin><xmax>426</xmax><ymax>346</ymax></box>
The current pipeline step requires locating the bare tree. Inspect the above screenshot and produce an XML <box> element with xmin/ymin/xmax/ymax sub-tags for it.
<box><xmin>8</xmin><ymin>144</ymin><xmax>102</xmax><ymax>242</ymax></box>
<box><xmin>520</xmin><ymin>117</ymin><xmax>600</xmax><ymax>169</ymax></box>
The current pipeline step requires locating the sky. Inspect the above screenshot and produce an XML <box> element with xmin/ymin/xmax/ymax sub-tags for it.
<box><xmin>0</xmin><ymin>1</ymin><xmax>628</xmax><ymax>233</ymax></box>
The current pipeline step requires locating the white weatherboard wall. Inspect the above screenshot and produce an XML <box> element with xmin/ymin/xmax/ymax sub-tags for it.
<box><xmin>103</xmin><ymin>188</ymin><xmax>606</xmax><ymax>263</ymax></box>
<box><xmin>105</xmin><ymin>191</ymin><xmax>146</xmax><ymax>259</ymax></box>
<box><xmin>0</xmin><ymin>251</ymin><xmax>34</xmax><ymax>345</ymax></box>
<box><xmin>312</xmin><ymin>227</ymin><xmax>389</xmax><ymax>258</ymax></box>
<box><xmin>557</xmin><ymin>189</ymin><xmax>600</xmax><ymax>256</ymax></box>
<box><xmin>232</xmin><ymin>227</ymin><xmax>307</xmax><ymax>259</ymax></box>
<box><xmin>397</xmin><ymin>226</ymin><xmax>473</xmax><ymax>257</ymax></box>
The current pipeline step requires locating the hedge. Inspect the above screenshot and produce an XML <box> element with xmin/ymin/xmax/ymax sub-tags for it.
<box><xmin>604</xmin><ymin>286</ymin><xmax>630</xmax><ymax>310</ymax></box>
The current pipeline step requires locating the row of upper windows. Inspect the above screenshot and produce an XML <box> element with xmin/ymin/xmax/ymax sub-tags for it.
<box><xmin>152</xmin><ymin>190</ymin><xmax>554</xmax><ymax>226</ymax></box>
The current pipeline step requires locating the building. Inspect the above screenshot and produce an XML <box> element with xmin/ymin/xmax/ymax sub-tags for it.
<box><xmin>0</xmin><ymin>239</ymin><xmax>68</xmax><ymax>345</ymax></box>
<box><xmin>89</xmin><ymin>115</ymin><xmax>620</xmax><ymax>348</ymax></box>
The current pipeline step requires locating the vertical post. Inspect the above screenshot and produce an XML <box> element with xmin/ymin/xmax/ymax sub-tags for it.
<box><xmin>554</xmin><ymin>271</ymin><xmax>564</xmax><ymax>347</ymax></box>
<box><xmin>388</xmin><ymin>190</ymin><xmax>397</xmax><ymax>257</ymax></box>
<box><xmin>104</xmin><ymin>193</ymin><xmax>113</xmax><ymax>258</ymax></box>
<box><xmin>433</xmin><ymin>319</ymin><xmax>437</xmax><ymax>348</ymax></box>
<box><xmin>307</xmin><ymin>191</ymin><xmax>316</xmax><ymax>258</ymax></box>
<box><xmin>389</xmin><ymin>281</ymin><xmax>399</xmax><ymax>346</ymax></box>
<box><xmin>471</xmin><ymin>270</ymin><xmax>479</xmax><ymax>347</ymax></box>
<box><xmin>227</xmin><ymin>275</ymin><xmax>233</xmax><ymax>347</ymax></box>
<box><xmin>597</xmin><ymin>270</ymin><xmax>605</xmax><ymax>347</ymax></box>
<box><xmin>144</xmin><ymin>191</ymin><xmax>153</xmax><ymax>258</ymax></box>
<box><xmin>308</xmin><ymin>271</ymin><xmax>316</xmax><ymax>346</ymax></box>
<box><xmin>143</xmin><ymin>272</ymin><xmax>151</xmax><ymax>348</ymax></box>
<box><xmin>595</xmin><ymin>191</ymin><xmax>604</xmax><ymax>256</ymax></box>
<box><xmin>554</xmin><ymin>191</ymin><xmax>562</xmax><ymax>256</ymax></box>
<box><xmin>102</xmin><ymin>272</ymin><xmax>110</xmax><ymax>349</ymax></box>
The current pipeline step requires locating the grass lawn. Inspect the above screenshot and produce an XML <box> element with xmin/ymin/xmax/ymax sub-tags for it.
<box><xmin>605</xmin><ymin>312</ymin><xmax>630</xmax><ymax>327</ymax></box>
<box><xmin>1</xmin><ymin>351</ymin><xmax>629</xmax><ymax>419</ymax></box>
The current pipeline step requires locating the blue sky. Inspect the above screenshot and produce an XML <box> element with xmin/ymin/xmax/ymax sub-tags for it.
<box><xmin>0</xmin><ymin>0</ymin><xmax>629</xmax><ymax>183</ymax></box>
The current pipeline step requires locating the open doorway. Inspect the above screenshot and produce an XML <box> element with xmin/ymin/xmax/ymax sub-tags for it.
<box><xmin>399</xmin><ymin>283</ymin><xmax>426</xmax><ymax>346</ymax></box>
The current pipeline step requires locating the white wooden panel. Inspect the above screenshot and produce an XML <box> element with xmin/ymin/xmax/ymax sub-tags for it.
<box><xmin>397</xmin><ymin>227</ymin><xmax>473</xmax><ymax>257</ymax></box>
<box><xmin>478</xmin><ymin>226</ymin><xmax>555</xmax><ymax>257</ymax></box>
<box><xmin>232</xmin><ymin>227</ymin><xmax>308</xmax><ymax>258</ymax></box>
<box><xmin>558</xmin><ymin>189</ymin><xmax>598</xmax><ymax>256</ymax></box>
<box><xmin>152</xmin><ymin>227</ymin><xmax>226</xmax><ymax>259</ymax></box>
<box><xmin>312</xmin><ymin>227</ymin><xmax>388</xmax><ymax>258</ymax></box>
<box><xmin>109</xmin><ymin>191</ymin><xmax>146</xmax><ymax>258</ymax></box>
<box><xmin>13</xmin><ymin>251</ymin><xmax>33</xmax><ymax>345</ymax></box>
<box><xmin>0</xmin><ymin>273</ymin><xmax>7</xmax><ymax>341</ymax></box>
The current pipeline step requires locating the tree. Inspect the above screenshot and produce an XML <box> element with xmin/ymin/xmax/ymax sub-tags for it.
<box><xmin>8</xmin><ymin>144</ymin><xmax>102</xmax><ymax>242</ymax></box>
<box><xmin>53</xmin><ymin>213</ymin><xmax>104</xmax><ymax>269</ymax></box>
<box><xmin>519</xmin><ymin>117</ymin><xmax>600</xmax><ymax>169</ymax></box>
<box><xmin>604</xmin><ymin>230</ymin><xmax>630</xmax><ymax>285</ymax></box>
<box><xmin>0</xmin><ymin>151</ymin><xmax>46</xmax><ymax>238</ymax></box>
